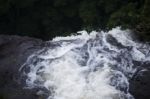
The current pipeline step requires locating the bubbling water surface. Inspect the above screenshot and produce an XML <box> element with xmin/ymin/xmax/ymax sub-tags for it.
<box><xmin>20</xmin><ymin>27</ymin><xmax>150</xmax><ymax>99</ymax></box>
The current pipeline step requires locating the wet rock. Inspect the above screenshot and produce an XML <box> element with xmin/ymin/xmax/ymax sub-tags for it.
<box><xmin>106</xmin><ymin>34</ymin><xmax>125</xmax><ymax>49</ymax></box>
<box><xmin>129</xmin><ymin>62</ymin><xmax>150</xmax><ymax>99</ymax></box>
<box><xmin>0</xmin><ymin>35</ymin><xmax>45</xmax><ymax>99</ymax></box>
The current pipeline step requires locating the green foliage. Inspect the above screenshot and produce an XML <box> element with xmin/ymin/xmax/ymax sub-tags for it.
<box><xmin>79</xmin><ymin>0</ymin><xmax>97</xmax><ymax>24</ymax></box>
<box><xmin>135</xmin><ymin>0</ymin><xmax>150</xmax><ymax>41</ymax></box>
<box><xmin>0</xmin><ymin>0</ymin><xmax>149</xmax><ymax>40</ymax></box>
<box><xmin>107</xmin><ymin>3</ymin><xmax>140</xmax><ymax>29</ymax></box>
<box><xmin>0</xmin><ymin>0</ymin><xmax>10</xmax><ymax>15</ymax></box>
<box><xmin>11</xmin><ymin>0</ymin><xmax>38</xmax><ymax>8</ymax></box>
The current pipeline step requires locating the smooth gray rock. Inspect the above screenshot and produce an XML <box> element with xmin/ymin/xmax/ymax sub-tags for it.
<box><xmin>0</xmin><ymin>35</ymin><xmax>45</xmax><ymax>99</ymax></box>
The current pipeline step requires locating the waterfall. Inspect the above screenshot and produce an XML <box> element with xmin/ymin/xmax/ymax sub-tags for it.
<box><xmin>20</xmin><ymin>27</ymin><xmax>150</xmax><ymax>99</ymax></box>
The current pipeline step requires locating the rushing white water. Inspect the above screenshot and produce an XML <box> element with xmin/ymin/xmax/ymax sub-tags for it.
<box><xmin>20</xmin><ymin>27</ymin><xmax>150</xmax><ymax>99</ymax></box>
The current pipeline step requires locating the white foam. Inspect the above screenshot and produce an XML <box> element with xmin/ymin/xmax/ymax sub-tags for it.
<box><xmin>21</xmin><ymin>27</ymin><xmax>150</xmax><ymax>99</ymax></box>
<box><xmin>52</xmin><ymin>30</ymin><xmax>90</xmax><ymax>41</ymax></box>
<box><xmin>108</xmin><ymin>27</ymin><xmax>136</xmax><ymax>47</ymax></box>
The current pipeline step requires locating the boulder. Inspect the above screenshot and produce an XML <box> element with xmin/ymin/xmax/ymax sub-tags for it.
<box><xmin>0</xmin><ymin>35</ymin><xmax>45</xmax><ymax>99</ymax></box>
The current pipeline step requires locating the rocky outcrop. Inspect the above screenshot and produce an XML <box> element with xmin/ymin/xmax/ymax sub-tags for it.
<box><xmin>0</xmin><ymin>35</ymin><xmax>45</xmax><ymax>99</ymax></box>
<box><xmin>129</xmin><ymin>62</ymin><xmax>150</xmax><ymax>99</ymax></box>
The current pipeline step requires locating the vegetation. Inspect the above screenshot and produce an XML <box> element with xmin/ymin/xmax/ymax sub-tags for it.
<box><xmin>0</xmin><ymin>0</ymin><xmax>149</xmax><ymax>40</ymax></box>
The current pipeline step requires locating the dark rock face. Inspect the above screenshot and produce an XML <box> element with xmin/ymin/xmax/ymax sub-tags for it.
<box><xmin>129</xmin><ymin>62</ymin><xmax>150</xmax><ymax>99</ymax></box>
<box><xmin>0</xmin><ymin>35</ymin><xmax>150</xmax><ymax>99</ymax></box>
<box><xmin>0</xmin><ymin>35</ymin><xmax>45</xmax><ymax>99</ymax></box>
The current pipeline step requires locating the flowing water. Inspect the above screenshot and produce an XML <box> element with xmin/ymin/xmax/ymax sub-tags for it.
<box><xmin>20</xmin><ymin>27</ymin><xmax>150</xmax><ymax>99</ymax></box>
